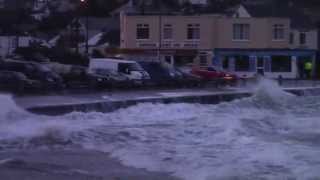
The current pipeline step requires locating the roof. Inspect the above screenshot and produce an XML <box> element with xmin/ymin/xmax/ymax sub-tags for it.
<box><xmin>241</xmin><ymin>3</ymin><xmax>316</xmax><ymax>29</ymax></box>
<box><xmin>113</xmin><ymin>0</ymin><xmax>180</xmax><ymax>15</ymax></box>
<box><xmin>78</xmin><ymin>17</ymin><xmax>119</xmax><ymax>31</ymax></box>
<box><xmin>214</xmin><ymin>48</ymin><xmax>318</xmax><ymax>56</ymax></box>
<box><xmin>76</xmin><ymin>17</ymin><xmax>120</xmax><ymax>44</ymax></box>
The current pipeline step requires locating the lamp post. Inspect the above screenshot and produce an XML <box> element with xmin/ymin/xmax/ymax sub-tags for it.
<box><xmin>80</xmin><ymin>0</ymin><xmax>89</xmax><ymax>55</ymax></box>
<box><xmin>158</xmin><ymin>14</ymin><xmax>162</xmax><ymax>62</ymax></box>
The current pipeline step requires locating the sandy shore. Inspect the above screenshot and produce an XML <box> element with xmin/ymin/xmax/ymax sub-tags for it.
<box><xmin>0</xmin><ymin>149</ymin><xmax>181</xmax><ymax>180</ymax></box>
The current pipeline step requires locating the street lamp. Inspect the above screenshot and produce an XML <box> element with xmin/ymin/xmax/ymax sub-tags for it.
<box><xmin>80</xmin><ymin>0</ymin><xmax>89</xmax><ymax>55</ymax></box>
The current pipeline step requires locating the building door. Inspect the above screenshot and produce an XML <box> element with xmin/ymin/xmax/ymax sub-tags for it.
<box><xmin>257</xmin><ymin>57</ymin><xmax>264</xmax><ymax>75</ymax></box>
<box><xmin>164</xmin><ymin>55</ymin><xmax>174</xmax><ymax>66</ymax></box>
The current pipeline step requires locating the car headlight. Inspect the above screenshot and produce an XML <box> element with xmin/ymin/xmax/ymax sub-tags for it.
<box><xmin>47</xmin><ymin>78</ymin><xmax>54</xmax><ymax>82</ymax></box>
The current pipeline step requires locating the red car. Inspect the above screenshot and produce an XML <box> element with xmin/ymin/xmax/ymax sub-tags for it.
<box><xmin>191</xmin><ymin>66</ymin><xmax>238</xmax><ymax>84</ymax></box>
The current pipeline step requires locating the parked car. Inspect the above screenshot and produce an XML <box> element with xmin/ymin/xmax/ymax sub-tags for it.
<box><xmin>158</xmin><ymin>62</ymin><xmax>204</xmax><ymax>87</ymax></box>
<box><xmin>0</xmin><ymin>71</ymin><xmax>42</xmax><ymax>93</ymax></box>
<box><xmin>191</xmin><ymin>66</ymin><xmax>238</xmax><ymax>85</ymax></box>
<box><xmin>89</xmin><ymin>58</ymin><xmax>150</xmax><ymax>85</ymax></box>
<box><xmin>0</xmin><ymin>60</ymin><xmax>64</xmax><ymax>91</ymax></box>
<box><xmin>62</xmin><ymin>65</ymin><xmax>90</xmax><ymax>89</ymax></box>
<box><xmin>175</xmin><ymin>67</ymin><xmax>203</xmax><ymax>87</ymax></box>
<box><xmin>138</xmin><ymin>61</ymin><xmax>180</xmax><ymax>87</ymax></box>
<box><xmin>89</xmin><ymin>68</ymin><xmax>131</xmax><ymax>89</ymax></box>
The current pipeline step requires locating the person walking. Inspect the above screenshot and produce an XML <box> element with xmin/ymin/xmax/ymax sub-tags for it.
<box><xmin>304</xmin><ymin>61</ymin><xmax>313</xmax><ymax>79</ymax></box>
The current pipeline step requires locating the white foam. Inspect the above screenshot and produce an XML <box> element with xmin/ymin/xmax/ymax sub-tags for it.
<box><xmin>0</xmin><ymin>84</ymin><xmax>320</xmax><ymax>180</ymax></box>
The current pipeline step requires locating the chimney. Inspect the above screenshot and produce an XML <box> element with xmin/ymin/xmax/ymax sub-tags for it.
<box><xmin>128</xmin><ymin>0</ymin><xmax>134</xmax><ymax>7</ymax></box>
<box><xmin>288</xmin><ymin>0</ymin><xmax>294</xmax><ymax>7</ymax></box>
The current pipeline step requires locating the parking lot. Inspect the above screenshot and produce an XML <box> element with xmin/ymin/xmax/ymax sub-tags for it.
<box><xmin>0</xmin><ymin>57</ymin><xmax>238</xmax><ymax>95</ymax></box>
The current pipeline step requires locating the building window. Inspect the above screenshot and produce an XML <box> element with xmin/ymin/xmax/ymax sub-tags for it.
<box><xmin>300</xmin><ymin>32</ymin><xmax>306</xmax><ymax>45</ymax></box>
<box><xmin>136</xmin><ymin>24</ymin><xmax>149</xmax><ymax>40</ymax></box>
<box><xmin>222</xmin><ymin>57</ymin><xmax>229</xmax><ymax>70</ymax></box>
<box><xmin>273</xmin><ymin>24</ymin><xmax>285</xmax><ymax>40</ymax></box>
<box><xmin>271</xmin><ymin>56</ymin><xmax>291</xmax><ymax>72</ymax></box>
<box><xmin>235</xmin><ymin>55</ymin><xmax>250</xmax><ymax>71</ymax></box>
<box><xmin>233</xmin><ymin>24</ymin><xmax>250</xmax><ymax>40</ymax></box>
<box><xmin>187</xmin><ymin>24</ymin><xmax>200</xmax><ymax>40</ymax></box>
<box><xmin>164</xmin><ymin>56</ymin><xmax>173</xmax><ymax>65</ymax></box>
<box><xmin>289</xmin><ymin>32</ymin><xmax>294</xmax><ymax>44</ymax></box>
<box><xmin>163</xmin><ymin>24</ymin><xmax>173</xmax><ymax>40</ymax></box>
<box><xmin>199</xmin><ymin>55</ymin><xmax>207</xmax><ymax>66</ymax></box>
<box><xmin>0</xmin><ymin>0</ymin><xmax>4</xmax><ymax>8</ymax></box>
<box><xmin>11</xmin><ymin>38</ymin><xmax>18</xmax><ymax>49</ymax></box>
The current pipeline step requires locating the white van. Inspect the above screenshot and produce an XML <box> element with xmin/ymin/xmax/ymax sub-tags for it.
<box><xmin>89</xmin><ymin>58</ymin><xmax>150</xmax><ymax>84</ymax></box>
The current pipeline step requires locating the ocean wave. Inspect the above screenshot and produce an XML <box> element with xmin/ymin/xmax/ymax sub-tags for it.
<box><xmin>0</xmin><ymin>79</ymin><xmax>320</xmax><ymax>180</ymax></box>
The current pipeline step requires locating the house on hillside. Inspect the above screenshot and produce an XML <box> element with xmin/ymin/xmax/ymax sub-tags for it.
<box><xmin>0</xmin><ymin>0</ymin><xmax>33</xmax><ymax>10</ymax></box>
<box><xmin>52</xmin><ymin>17</ymin><xmax>120</xmax><ymax>55</ymax></box>
<box><xmin>78</xmin><ymin>17</ymin><xmax>120</xmax><ymax>54</ymax></box>
<box><xmin>31</xmin><ymin>0</ymin><xmax>51</xmax><ymax>21</ymax></box>
<box><xmin>111</xmin><ymin>0</ymin><xmax>180</xmax><ymax>16</ymax></box>
<box><xmin>0</xmin><ymin>34</ymin><xmax>35</xmax><ymax>57</ymax></box>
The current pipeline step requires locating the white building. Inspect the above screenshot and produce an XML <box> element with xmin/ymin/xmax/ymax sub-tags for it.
<box><xmin>0</xmin><ymin>36</ymin><xmax>33</xmax><ymax>57</ymax></box>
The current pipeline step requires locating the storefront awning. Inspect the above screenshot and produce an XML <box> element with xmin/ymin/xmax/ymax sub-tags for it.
<box><xmin>214</xmin><ymin>48</ymin><xmax>317</xmax><ymax>57</ymax></box>
<box><xmin>104</xmin><ymin>48</ymin><xmax>198</xmax><ymax>56</ymax></box>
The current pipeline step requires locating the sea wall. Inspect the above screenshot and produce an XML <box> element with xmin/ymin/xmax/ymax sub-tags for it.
<box><xmin>26</xmin><ymin>87</ymin><xmax>320</xmax><ymax>116</ymax></box>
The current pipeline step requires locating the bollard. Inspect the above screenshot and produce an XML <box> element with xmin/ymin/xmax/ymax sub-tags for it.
<box><xmin>278</xmin><ymin>75</ymin><xmax>283</xmax><ymax>86</ymax></box>
<box><xmin>242</xmin><ymin>75</ymin><xmax>247</xmax><ymax>87</ymax></box>
<box><xmin>312</xmin><ymin>76</ymin><xmax>316</xmax><ymax>87</ymax></box>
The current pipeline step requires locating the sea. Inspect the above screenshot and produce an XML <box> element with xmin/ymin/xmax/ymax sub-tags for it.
<box><xmin>0</xmin><ymin>79</ymin><xmax>320</xmax><ymax>180</ymax></box>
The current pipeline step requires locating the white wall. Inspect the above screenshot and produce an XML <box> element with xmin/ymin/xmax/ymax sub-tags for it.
<box><xmin>233</xmin><ymin>5</ymin><xmax>251</xmax><ymax>18</ymax></box>
<box><xmin>290</xmin><ymin>29</ymin><xmax>318</xmax><ymax>50</ymax></box>
<box><xmin>0</xmin><ymin>36</ymin><xmax>32</xmax><ymax>57</ymax></box>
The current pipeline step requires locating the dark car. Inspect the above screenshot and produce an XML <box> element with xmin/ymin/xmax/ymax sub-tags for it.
<box><xmin>62</xmin><ymin>66</ymin><xmax>90</xmax><ymax>89</ymax></box>
<box><xmin>138</xmin><ymin>61</ymin><xmax>179</xmax><ymax>87</ymax></box>
<box><xmin>174</xmin><ymin>68</ymin><xmax>203</xmax><ymax>87</ymax></box>
<box><xmin>62</xmin><ymin>67</ymin><xmax>116</xmax><ymax>90</ymax></box>
<box><xmin>0</xmin><ymin>61</ymin><xmax>64</xmax><ymax>91</ymax></box>
<box><xmin>0</xmin><ymin>71</ymin><xmax>42</xmax><ymax>93</ymax></box>
<box><xmin>92</xmin><ymin>68</ymin><xmax>131</xmax><ymax>88</ymax></box>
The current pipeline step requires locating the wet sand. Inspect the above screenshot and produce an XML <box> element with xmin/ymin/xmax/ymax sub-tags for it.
<box><xmin>0</xmin><ymin>149</ymin><xmax>180</xmax><ymax>180</ymax></box>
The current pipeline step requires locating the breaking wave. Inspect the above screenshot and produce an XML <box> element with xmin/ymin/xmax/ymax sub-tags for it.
<box><xmin>1</xmin><ymin>79</ymin><xmax>320</xmax><ymax>180</ymax></box>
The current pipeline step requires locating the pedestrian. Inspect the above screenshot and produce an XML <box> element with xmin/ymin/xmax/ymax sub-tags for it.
<box><xmin>304</xmin><ymin>61</ymin><xmax>313</xmax><ymax>79</ymax></box>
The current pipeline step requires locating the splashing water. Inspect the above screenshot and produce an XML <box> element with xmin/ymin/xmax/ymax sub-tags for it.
<box><xmin>1</xmin><ymin>80</ymin><xmax>320</xmax><ymax>180</ymax></box>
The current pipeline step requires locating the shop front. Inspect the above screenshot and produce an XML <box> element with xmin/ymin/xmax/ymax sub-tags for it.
<box><xmin>213</xmin><ymin>49</ymin><xmax>317</xmax><ymax>79</ymax></box>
